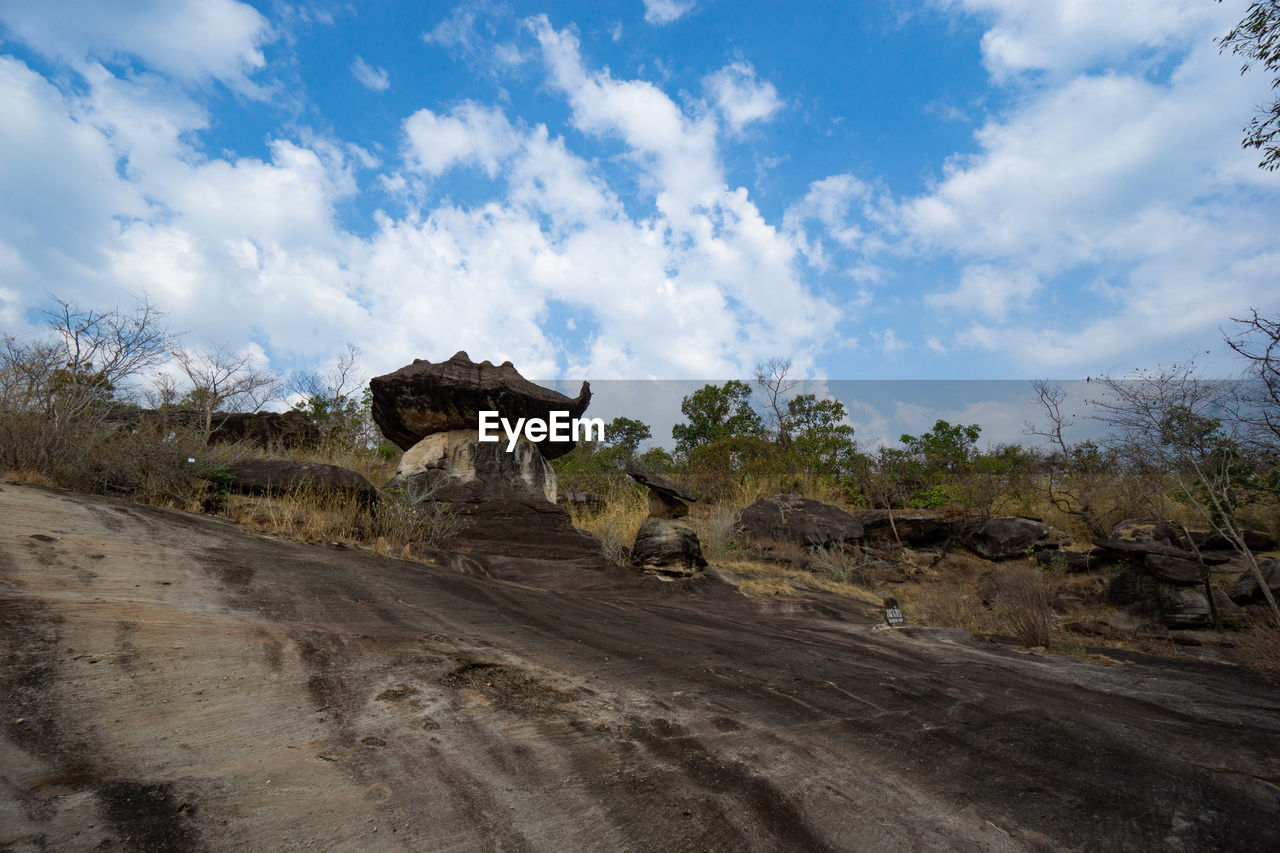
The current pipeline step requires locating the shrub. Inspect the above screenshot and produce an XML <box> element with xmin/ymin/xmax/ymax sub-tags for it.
<box><xmin>992</xmin><ymin>566</ymin><xmax>1059</xmax><ymax>647</ymax></box>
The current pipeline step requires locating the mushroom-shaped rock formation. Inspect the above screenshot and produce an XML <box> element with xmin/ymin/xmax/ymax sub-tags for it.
<box><xmin>370</xmin><ymin>350</ymin><xmax>591</xmax><ymax>459</ymax></box>
<box><xmin>625</xmin><ymin>465</ymin><xmax>705</xmax><ymax>576</ymax></box>
<box><xmin>627</xmin><ymin>463</ymin><xmax>697</xmax><ymax>519</ymax></box>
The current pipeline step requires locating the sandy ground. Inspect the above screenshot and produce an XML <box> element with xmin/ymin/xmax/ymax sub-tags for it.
<box><xmin>2</xmin><ymin>481</ymin><xmax>1279</xmax><ymax>852</ymax></box>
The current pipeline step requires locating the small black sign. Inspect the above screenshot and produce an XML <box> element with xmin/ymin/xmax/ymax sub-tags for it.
<box><xmin>884</xmin><ymin>597</ymin><xmax>904</xmax><ymax>627</ymax></box>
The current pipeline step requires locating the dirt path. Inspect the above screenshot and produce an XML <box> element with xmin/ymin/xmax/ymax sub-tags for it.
<box><xmin>2</xmin><ymin>481</ymin><xmax>1278</xmax><ymax>851</ymax></box>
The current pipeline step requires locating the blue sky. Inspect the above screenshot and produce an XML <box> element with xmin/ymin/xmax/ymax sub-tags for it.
<box><xmin>1</xmin><ymin>0</ymin><xmax>1278</xmax><ymax>399</ymax></box>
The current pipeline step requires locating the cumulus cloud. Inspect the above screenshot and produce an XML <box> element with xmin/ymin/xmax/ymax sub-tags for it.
<box><xmin>942</xmin><ymin>0</ymin><xmax>1224</xmax><ymax>82</ymax></box>
<box><xmin>350</xmin><ymin>56</ymin><xmax>389</xmax><ymax>91</ymax></box>
<box><xmin>641</xmin><ymin>0</ymin><xmax>695</xmax><ymax>26</ymax></box>
<box><xmin>705</xmin><ymin>61</ymin><xmax>782</xmax><ymax>132</ymax></box>
<box><xmin>888</xmin><ymin>1</ymin><xmax>1280</xmax><ymax>372</ymax></box>
<box><xmin>402</xmin><ymin>103</ymin><xmax>521</xmax><ymax>178</ymax></box>
<box><xmin>0</xmin><ymin>0</ymin><xmax>270</xmax><ymax>92</ymax></box>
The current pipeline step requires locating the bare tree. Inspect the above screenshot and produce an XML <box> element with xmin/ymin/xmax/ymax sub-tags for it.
<box><xmin>753</xmin><ymin>357</ymin><xmax>797</xmax><ymax>447</ymax></box>
<box><xmin>288</xmin><ymin>343</ymin><xmax>377</xmax><ymax>451</ymax></box>
<box><xmin>172</xmin><ymin>344</ymin><xmax>279</xmax><ymax>440</ymax></box>
<box><xmin>1026</xmin><ymin>379</ymin><xmax>1138</xmax><ymax>537</ymax></box>
<box><xmin>1093</xmin><ymin>362</ymin><xmax>1280</xmax><ymax>625</ymax></box>
<box><xmin>1</xmin><ymin>293</ymin><xmax>171</xmax><ymax>425</ymax></box>
<box><xmin>1224</xmin><ymin>309</ymin><xmax>1280</xmax><ymax>447</ymax></box>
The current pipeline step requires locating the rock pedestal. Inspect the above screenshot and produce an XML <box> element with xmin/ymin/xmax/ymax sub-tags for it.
<box><xmin>386</xmin><ymin>430</ymin><xmax>602</xmax><ymax>568</ymax></box>
<box><xmin>626</xmin><ymin>465</ymin><xmax>705</xmax><ymax>577</ymax></box>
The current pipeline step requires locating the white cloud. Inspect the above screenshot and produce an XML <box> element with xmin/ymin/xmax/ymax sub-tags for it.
<box><xmin>0</xmin><ymin>0</ymin><xmax>271</xmax><ymax>92</ymax></box>
<box><xmin>894</xmin><ymin>4</ymin><xmax>1280</xmax><ymax>372</ymax></box>
<box><xmin>705</xmin><ymin>61</ymin><xmax>782</xmax><ymax>132</ymax></box>
<box><xmin>642</xmin><ymin>0</ymin><xmax>695</xmax><ymax>26</ymax></box>
<box><xmin>942</xmin><ymin>0</ymin><xmax>1224</xmax><ymax>82</ymax></box>
<box><xmin>402</xmin><ymin>102</ymin><xmax>521</xmax><ymax>178</ymax></box>
<box><xmin>926</xmin><ymin>264</ymin><xmax>1037</xmax><ymax>322</ymax></box>
<box><xmin>350</xmin><ymin>56</ymin><xmax>389</xmax><ymax>91</ymax></box>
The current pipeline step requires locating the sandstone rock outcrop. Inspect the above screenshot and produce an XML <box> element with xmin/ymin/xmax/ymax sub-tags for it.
<box><xmin>965</xmin><ymin>516</ymin><xmax>1066</xmax><ymax>560</ymax></box>
<box><xmin>373</xmin><ymin>355</ymin><xmax>602</xmax><ymax>572</ymax></box>
<box><xmin>1100</xmin><ymin>534</ymin><xmax>1243</xmax><ymax>629</ymax></box>
<box><xmin>221</xmin><ymin>459</ymin><xmax>378</xmax><ymax>508</ymax></box>
<box><xmin>626</xmin><ymin>466</ymin><xmax>705</xmax><ymax>576</ymax></box>
<box><xmin>369</xmin><ymin>351</ymin><xmax>591</xmax><ymax>458</ymax></box>
<box><xmin>854</xmin><ymin>508</ymin><xmax>966</xmax><ymax>546</ymax></box>
<box><xmin>738</xmin><ymin>494</ymin><xmax>863</xmax><ymax>548</ymax></box>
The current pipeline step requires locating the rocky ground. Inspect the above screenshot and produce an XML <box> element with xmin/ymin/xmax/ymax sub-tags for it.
<box><xmin>3</xmin><ymin>480</ymin><xmax>1279</xmax><ymax>852</ymax></box>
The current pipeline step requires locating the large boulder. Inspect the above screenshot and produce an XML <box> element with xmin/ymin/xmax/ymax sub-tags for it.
<box><xmin>854</xmin><ymin>508</ymin><xmax>966</xmax><ymax>546</ymax></box>
<box><xmin>1110</xmin><ymin>518</ymin><xmax>1194</xmax><ymax>551</ymax></box>
<box><xmin>631</xmin><ymin>518</ymin><xmax>706</xmax><ymax>577</ymax></box>
<box><xmin>739</xmin><ymin>494</ymin><xmax>863</xmax><ymax>548</ymax></box>
<box><xmin>386</xmin><ymin>430</ymin><xmax>602</xmax><ymax>567</ymax></box>
<box><xmin>1229</xmin><ymin>560</ymin><xmax>1280</xmax><ymax>603</ymax></box>
<box><xmin>627</xmin><ymin>464</ymin><xmax>697</xmax><ymax>519</ymax></box>
<box><xmin>370</xmin><ymin>351</ymin><xmax>591</xmax><ymax>458</ymax></box>
<box><xmin>965</xmin><ymin>517</ymin><xmax>1066</xmax><ymax>560</ymax></box>
<box><xmin>1143</xmin><ymin>554</ymin><xmax>1208</xmax><ymax>586</ymax></box>
<box><xmin>1191</xmin><ymin>529</ymin><xmax>1279</xmax><ymax>552</ymax></box>
<box><xmin>1156</xmin><ymin>585</ymin><xmax>1212</xmax><ymax>629</ymax></box>
<box><xmin>220</xmin><ymin>459</ymin><xmax>377</xmax><ymax>508</ymax></box>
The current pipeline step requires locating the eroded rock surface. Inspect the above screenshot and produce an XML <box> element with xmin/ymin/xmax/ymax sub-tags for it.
<box><xmin>370</xmin><ymin>351</ymin><xmax>591</xmax><ymax>457</ymax></box>
<box><xmin>386</xmin><ymin>430</ymin><xmax>602</xmax><ymax>570</ymax></box>
<box><xmin>3</xmin><ymin>483</ymin><xmax>1280</xmax><ymax>852</ymax></box>
<box><xmin>739</xmin><ymin>493</ymin><xmax>863</xmax><ymax>548</ymax></box>
<box><xmin>965</xmin><ymin>516</ymin><xmax>1066</xmax><ymax>560</ymax></box>
<box><xmin>631</xmin><ymin>517</ymin><xmax>707</xmax><ymax>577</ymax></box>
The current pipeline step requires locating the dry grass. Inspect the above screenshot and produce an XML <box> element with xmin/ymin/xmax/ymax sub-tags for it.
<box><xmin>737</xmin><ymin>578</ymin><xmax>796</xmax><ymax>596</ymax></box>
<box><xmin>222</xmin><ymin>481</ymin><xmax>455</xmax><ymax>557</ymax></box>
<box><xmin>718</xmin><ymin>558</ymin><xmax>882</xmax><ymax>605</ymax></box>
<box><xmin>1237</xmin><ymin>627</ymin><xmax>1280</xmax><ymax>673</ymax></box>
<box><xmin>568</xmin><ymin>483</ymin><xmax>648</xmax><ymax>564</ymax></box>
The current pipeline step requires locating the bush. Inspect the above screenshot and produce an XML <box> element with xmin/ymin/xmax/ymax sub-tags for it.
<box><xmin>991</xmin><ymin>566</ymin><xmax>1059</xmax><ymax>648</ymax></box>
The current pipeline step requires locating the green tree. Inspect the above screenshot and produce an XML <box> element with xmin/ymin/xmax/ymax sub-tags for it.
<box><xmin>783</xmin><ymin>393</ymin><xmax>857</xmax><ymax>474</ymax></box>
<box><xmin>603</xmin><ymin>416</ymin><xmax>652</xmax><ymax>456</ymax></box>
<box><xmin>671</xmin><ymin>380</ymin><xmax>764</xmax><ymax>455</ymax></box>
<box><xmin>1219</xmin><ymin>0</ymin><xmax>1280</xmax><ymax>170</ymax></box>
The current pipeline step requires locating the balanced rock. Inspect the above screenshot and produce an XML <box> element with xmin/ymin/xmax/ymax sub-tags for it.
<box><xmin>370</xmin><ymin>351</ymin><xmax>590</xmax><ymax>458</ymax></box>
<box><xmin>221</xmin><ymin>459</ymin><xmax>378</xmax><ymax>508</ymax></box>
<box><xmin>965</xmin><ymin>516</ymin><xmax>1066</xmax><ymax>560</ymax></box>
<box><xmin>628</xmin><ymin>463</ymin><xmax>697</xmax><ymax>519</ymax></box>
<box><xmin>738</xmin><ymin>494</ymin><xmax>863</xmax><ymax>548</ymax></box>
<box><xmin>1144</xmin><ymin>554</ymin><xmax>1208</xmax><ymax>586</ymax></box>
<box><xmin>631</xmin><ymin>518</ymin><xmax>706</xmax><ymax>577</ymax></box>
